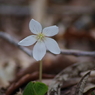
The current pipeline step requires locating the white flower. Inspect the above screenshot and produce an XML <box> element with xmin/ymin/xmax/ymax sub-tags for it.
<box><xmin>18</xmin><ymin>19</ymin><xmax>60</xmax><ymax>61</ymax></box>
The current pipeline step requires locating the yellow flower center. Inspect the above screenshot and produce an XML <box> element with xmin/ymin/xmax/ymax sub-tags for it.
<box><xmin>37</xmin><ymin>33</ymin><xmax>45</xmax><ymax>41</ymax></box>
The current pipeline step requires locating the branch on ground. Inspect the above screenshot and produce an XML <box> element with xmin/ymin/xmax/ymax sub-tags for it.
<box><xmin>0</xmin><ymin>32</ymin><xmax>95</xmax><ymax>57</ymax></box>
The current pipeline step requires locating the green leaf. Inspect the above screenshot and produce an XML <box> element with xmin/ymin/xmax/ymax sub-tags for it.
<box><xmin>23</xmin><ymin>81</ymin><xmax>48</xmax><ymax>95</ymax></box>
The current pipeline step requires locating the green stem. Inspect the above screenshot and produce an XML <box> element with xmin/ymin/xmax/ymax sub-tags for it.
<box><xmin>39</xmin><ymin>60</ymin><xmax>42</xmax><ymax>82</ymax></box>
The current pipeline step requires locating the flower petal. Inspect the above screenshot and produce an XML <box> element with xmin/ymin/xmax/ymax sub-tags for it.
<box><xmin>43</xmin><ymin>26</ymin><xmax>58</xmax><ymax>36</ymax></box>
<box><xmin>33</xmin><ymin>41</ymin><xmax>46</xmax><ymax>61</ymax></box>
<box><xmin>18</xmin><ymin>35</ymin><xmax>37</xmax><ymax>46</ymax></box>
<box><xmin>29</xmin><ymin>19</ymin><xmax>42</xmax><ymax>34</ymax></box>
<box><xmin>44</xmin><ymin>37</ymin><xmax>60</xmax><ymax>54</ymax></box>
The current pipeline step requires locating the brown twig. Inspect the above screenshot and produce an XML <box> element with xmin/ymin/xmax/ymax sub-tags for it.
<box><xmin>0</xmin><ymin>32</ymin><xmax>95</xmax><ymax>57</ymax></box>
<box><xmin>0</xmin><ymin>32</ymin><xmax>32</xmax><ymax>56</ymax></box>
<box><xmin>61</xmin><ymin>50</ymin><xmax>95</xmax><ymax>57</ymax></box>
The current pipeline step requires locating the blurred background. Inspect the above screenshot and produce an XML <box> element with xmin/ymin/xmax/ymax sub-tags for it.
<box><xmin>0</xmin><ymin>0</ymin><xmax>95</xmax><ymax>89</ymax></box>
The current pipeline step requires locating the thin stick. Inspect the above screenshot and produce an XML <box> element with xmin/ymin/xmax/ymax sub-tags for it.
<box><xmin>0</xmin><ymin>32</ymin><xmax>95</xmax><ymax>57</ymax></box>
<box><xmin>0</xmin><ymin>32</ymin><xmax>32</xmax><ymax>56</ymax></box>
<box><xmin>39</xmin><ymin>60</ymin><xmax>42</xmax><ymax>82</ymax></box>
